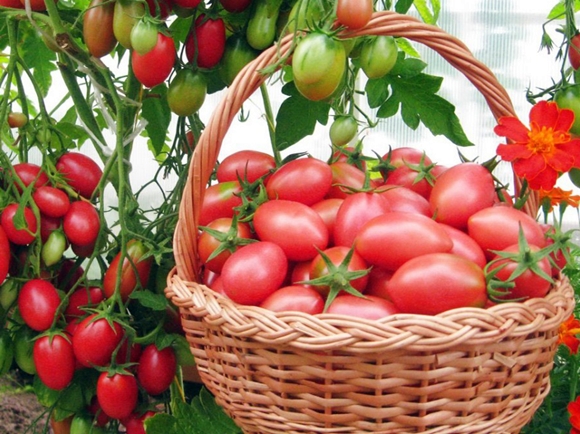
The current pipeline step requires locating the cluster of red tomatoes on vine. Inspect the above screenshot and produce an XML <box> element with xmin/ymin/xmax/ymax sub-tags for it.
<box><xmin>197</xmin><ymin>145</ymin><xmax>569</xmax><ymax>319</ymax></box>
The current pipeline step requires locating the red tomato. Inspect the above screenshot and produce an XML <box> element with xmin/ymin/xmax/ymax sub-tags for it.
<box><xmin>310</xmin><ymin>198</ymin><xmax>343</xmax><ymax>245</ymax></box>
<box><xmin>309</xmin><ymin>245</ymin><xmax>369</xmax><ymax>295</ymax></box>
<box><xmin>382</xmin><ymin>147</ymin><xmax>433</xmax><ymax>169</ymax></box>
<box><xmin>253</xmin><ymin>200</ymin><xmax>328</xmax><ymax>261</ymax></box>
<box><xmin>116</xmin><ymin>340</ymin><xmax>142</xmax><ymax>366</ymax></box>
<box><xmin>40</xmin><ymin>214</ymin><xmax>61</xmax><ymax>243</ymax></box>
<box><xmin>326</xmin><ymin>294</ymin><xmax>399</xmax><ymax>320</ymax></box>
<box><xmin>122</xmin><ymin>411</ymin><xmax>156</xmax><ymax>434</ymax></box>
<box><xmin>144</xmin><ymin>0</ymin><xmax>172</xmax><ymax>18</ymax></box>
<box><xmin>173</xmin><ymin>0</ymin><xmax>199</xmax><ymax>8</ymax></box>
<box><xmin>72</xmin><ymin>314</ymin><xmax>124</xmax><ymax>367</ymax></box>
<box><xmin>56</xmin><ymin>152</ymin><xmax>103</xmax><ymax>199</ymax></box>
<box><xmin>55</xmin><ymin>259</ymin><xmax>85</xmax><ymax>291</ymax></box>
<box><xmin>289</xmin><ymin>261</ymin><xmax>313</xmax><ymax>287</ymax></box>
<box><xmin>221</xmin><ymin>241</ymin><xmax>288</xmax><ymax>305</ymax></box>
<box><xmin>326</xmin><ymin>162</ymin><xmax>378</xmax><ymax>199</ymax></box>
<box><xmin>83</xmin><ymin>0</ymin><xmax>117</xmax><ymax>58</ymax></box>
<box><xmin>488</xmin><ymin>244</ymin><xmax>553</xmax><ymax>301</ymax></box>
<box><xmin>186</xmin><ymin>15</ymin><xmax>226</xmax><ymax>69</ymax></box>
<box><xmin>18</xmin><ymin>0</ymin><xmax>46</xmax><ymax>11</ymax></box>
<box><xmin>97</xmin><ymin>372</ymin><xmax>138</xmax><ymax>420</ymax></box>
<box><xmin>32</xmin><ymin>186</ymin><xmax>70</xmax><ymax>218</ymax></box>
<box><xmin>335</xmin><ymin>0</ymin><xmax>372</xmax><ymax>30</ymax></box>
<box><xmin>132</xmin><ymin>32</ymin><xmax>176</xmax><ymax>88</ymax></box>
<box><xmin>33</xmin><ymin>334</ymin><xmax>75</xmax><ymax>390</ymax></box>
<box><xmin>64</xmin><ymin>287</ymin><xmax>105</xmax><ymax>321</ymax></box>
<box><xmin>136</xmin><ymin>344</ymin><xmax>177</xmax><ymax>395</ymax></box>
<box><xmin>388</xmin><ymin>253</ymin><xmax>488</xmax><ymax>315</ymax></box>
<box><xmin>18</xmin><ymin>279</ymin><xmax>61</xmax><ymax>331</ymax></box>
<box><xmin>216</xmin><ymin>150</ymin><xmax>276</xmax><ymax>183</ymax></box>
<box><xmin>364</xmin><ymin>266</ymin><xmax>393</xmax><ymax>300</ymax></box>
<box><xmin>199</xmin><ymin>181</ymin><xmax>243</xmax><ymax>226</ymax></box>
<box><xmin>198</xmin><ymin>217</ymin><xmax>253</xmax><ymax>273</ymax></box>
<box><xmin>430</xmin><ymin>163</ymin><xmax>496</xmax><ymax>230</ymax></box>
<box><xmin>0</xmin><ymin>0</ymin><xmax>22</xmax><ymax>8</ymax></box>
<box><xmin>333</xmin><ymin>192</ymin><xmax>391</xmax><ymax>247</ymax></box>
<box><xmin>569</xmin><ymin>33</ymin><xmax>580</xmax><ymax>70</ymax></box>
<box><xmin>88</xmin><ymin>397</ymin><xmax>111</xmax><ymax>427</ymax></box>
<box><xmin>1</xmin><ymin>203</ymin><xmax>37</xmax><ymax>245</ymax></box>
<box><xmin>377</xmin><ymin>185</ymin><xmax>431</xmax><ymax>216</ymax></box>
<box><xmin>385</xmin><ymin>165</ymin><xmax>433</xmax><ymax>199</ymax></box>
<box><xmin>439</xmin><ymin>224</ymin><xmax>487</xmax><ymax>269</ymax></box>
<box><xmin>11</xmin><ymin>162</ymin><xmax>49</xmax><ymax>192</ymax></box>
<box><xmin>0</xmin><ymin>226</ymin><xmax>10</xmax><ymax>285</ymax></box>
<box><xmin>102</xmin><ymin>239</ymin><xmax>153</xmax><ymax>301</ymax></box>
<box><xmin>355</xmin><ymin>212</ymin><xmax>453</xmax><ymax>271</ymax></box>
<box><xmin>266</xmin><ymin>158</ymin><xmax>333</xmax><ymax>206</ymax></box>
<box><xmin>467</xmin><ymin>206</ymin><xmax>546</xmax><ymax>259</ymax></box>
<box><xmin>219</xmin><ymin>0</ymin><xmax>251</xmax><ymax>12</ymax></box>
<box><xmin>260</xmin><ymin>285</ymin><xmax>325</xmax><ymax>314</ymax></box>
<box><xmin>63</xmin><ymin>201</ymin><xmax>100</xmax><ymax>246</ymax></box>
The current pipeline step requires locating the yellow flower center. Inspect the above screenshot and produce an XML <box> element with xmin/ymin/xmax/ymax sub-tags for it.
<box><xmin>527</xmin><ymin>124</ymin><xmax>569</xmax><ymax>155</ymax></box>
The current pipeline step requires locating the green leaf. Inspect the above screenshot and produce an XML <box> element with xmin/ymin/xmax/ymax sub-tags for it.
<box><xmin>365</xmin><ymin>79</ymin><xmax>389</xmax><ymax>109</ymax></box>
<box><xmin>391</xmin><ymin>55</ymin><xmax>427</xmax><ymax>78</ymax></box>
<box><xmin>396</xmin><ymin>38</ymin><xmax>421</xmax><ymax>58</ymax></box>
<box><xmin>376</xmin><ymin>94</ymin><xmax>400</xmax><ymax>118</ymax></box>
<box><xmin>413</xmin><ymin>0</ymin><xmax>440</xmax><ymax>24</ymax></box>
<box><xmin>275</xmin><ymin>82</ymin><xmax>330</xmax><ymax>151</ymax></box>
<box><xmin>380</xmin><ymin>73</ymin><xmax>473</xmax><ymax>146</ymax></box>
<box><xmin>171</xmin><ymin>334</ymin><xmax>196</xmax><ymax>366</ymax></box>
<box><xmin>547</xmin><ymin>0</ymin><xmax>580</xmax><ymax>20</ymax></box>
<box><xmin>395</xmin><ymin>0</ymin><xmax>414</xmax><ymax>14</ymax></box>
<box><xmin>145</xmin><ymin>413</ymin><xmax>180</xmax><ymax>434</ymax></box>
<box><xmin>142</xmin><ymin>84</ymin><xmax>171</xmax><ymax>156</ymax></box>
<box><xmin>20</xmin><ymin>27</ymin><xmax>57</xmax><ymax>97</ymax></box>
<box><xmin>129</xmin><ymin>290</ymin><xmax>168</xmax><ymax>311</ymax></box>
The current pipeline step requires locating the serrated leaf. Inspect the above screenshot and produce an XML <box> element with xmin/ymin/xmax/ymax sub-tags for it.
<box><xmin>129</xmin><ymin>289</ymin><xmax>168</xmax><ymax>310</ymax></box>
<box><xmin>275</xmin><ymin>82</ymin><xmax>330</xmax><ymax>151</ymax></box>
<box><xmin>145</xmin><ymin>413</ymin><xmax>180</xmax><ymax>434</ymax></box>
<box><xmin>142</xmin><ymin>84</ymin><xmax>171</xmax><ymax>156</ymax></box>
<box><xmin>376</xmin><ymin>95</ymin><xmax>400</xmax><ymax>118</ymax></box>
<box><xmin>365</xmin><ymin>79</ymin><xmax>389</xmax><ymax>108</ymax></box>
<box><xmin>413</xmin><ymin>0</ymin><xmax>440</xmax><ymax>24</ymax></box>
<box><xmin>20</xmin><ymin>28</ymin><xmax>57</xmax><ymax>97</ymax></box>
<box><xmin>395</xmin><ymin>38</ymin><xmax>421</xmax><ymax>58</ymax></box>
<box><xmin>391</xmin><ymin>55</ymin><xmax>427</xmax><ymax>78</ymax></box>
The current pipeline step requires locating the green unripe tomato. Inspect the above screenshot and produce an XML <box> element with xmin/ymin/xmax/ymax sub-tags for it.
<box><xmin>218</xmin><ymin>34</ymin><xmax>259</xmax><ymax>86</ymax></box>
<box><xmin>329</xmin><ymin>116</ymin><xmax>358</xmax><ymax>146</ymax></box>
<box><xmin>0</xmin><ymin>279</ymin><xmax>18</xmax><ymax>310</ymax></box>
<box><xmin>554</xmin><ymin>85</ymin><xmax>580</xmax><ymax>136</ymax></box>
<box><xmin>42</xmin><ymin>230</ymin><xmax>67</xmax><ymax>267</ymax></box>
<box><xmin>130</xmin><ymin>19</ymin><xmax>158</xmax><ymax>56</ymax></box>
<box><xmin>0</xmin><ymin>331</ymin><xmax>14</xmax><ymax>376</ymax></box>
<box><xmin>360</xmin><ymin>35</ymin><xmax>398</xmax><ymax>79</ymax></box>
<box><xmin>113</xmin><ymin>0</ymin><xmax>145</xmax><ymax>49</ymax></box>
<box><xmin>167</xmin><ymin>69</ymin><xmax>207</xmax><ymax>117</ymax></box>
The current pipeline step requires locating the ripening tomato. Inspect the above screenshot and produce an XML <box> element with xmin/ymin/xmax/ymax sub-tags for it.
<box><xmin>186</xmin><ymin>15</ymin><xmax>226</xmax><ymax>69</ymax></box>
<box><xmin>18</xmin><ymin>279</ymin><xmax>61</xmax><ymax>332</ymax></box>
<box><xmin>198</xmin><ymin>217</ymin><xmax>253</xmax><ymax>273</ymax></box>
<box><xmin>97</xmin><ymin>372</ymin><xmax>138</xmax><ymax>420</ymax></box>
<box><xmin>216</xmin><ymin>150</ymin><xmax>276</xmax><ymax>184</ymax></box>
<box><xmin>360</xmin><ymin>36</ymin><xmax>398</xmax><ymax>79</ymax></box>
<box><xmin>32</xmin><ymin>186</ymin><xmax>70</xmax><ymax>218</ymax></box>
<box><xmin>218</xmin><ymin>33</ymin><xmax>259</xmax><ymax>86</ymax></box>
<box><xmin>335</xmin><ymin>0</ymin><xmax>372</xmax><ymax>30</ymax></box>
<box><xmin>84</xmin><ymin>0</ymin><xmax>117</xmax><ymax>58</ymax></box>
<box><xmin>376</xmin><ymin>185</ymin><xmax>431</xmax><ymax>216</ymax></box>
<box><xmin>132</xmin><ymin>32</ymin><xmax>176</xmax><ymax>88</ymax></box>
<box><xmin>72</xmin><ymin>314</ymin><xmax>125</xmax><ymax>367</ymax></box>
<box><xmin>33</xmin><ymin>334</ymin><xmax>75</xmax><ymax>390</ymax></box>
<box><xmin>309</xmin><ymin>246</ymin><xmax>369</xmax><ymax>295</ymax></box>
<box><xmin>260</xmin><ymin>285</ymin><xmax>325</xmax><ymax>314</ymax></box>
<box><xmin>0</xmin><ymin>226</ymin><xmax>9</xmax><ymax>285</ymax></box>
<box><xmin>246</xmin><ymin>0</ymin><xmax>280</xmax><ymax>50</ymax></box>
<box><xmin>383</xmin><ymin>147</ymin><xmax>433</xmax><ymax>169</ymax></box>
<box><xmin>11</xmin><ymin>162</ymin><xmax>49</xmax><ymax>192</ymax></box>
<box><xmin>1</xmin><ymin>203</ymin><xmax>37</xmax><ymax>245</ymax></box>
<box><xmin>56</xmin><ymin>152</ymin><xmax>103</xmax><ymax>199</ymax></box>
<box><xmin>7</xmin><ymin>112</ymin><xmax>27</xmax><ymax>128</ymax></box>
<box><xmin>136</xmin><ymin>344</ymin><xmax>177</xmax><ymax>395</ymax></box>
<box><xmin>167</xmin><ymin>69</ymin><xmax>207</xmax><ymax>116</ymax></box>
<box><xmin>253</xmin><ymin>200</ymin><xmax>329</xmax><ymax>262</ymax></box>
<box><xmin>130</xmin><ymin>19</ymin><xmax>158</xmax><ymax>55</ymax></box>
<box><xmin>103</xmin><ymin>239</ymin><xmax>153</xmax><ymax>301</ymax></box>
<box><xmin>326</xmin><ymin>162</ymin><xmax>375</xmax><ymax>199</ymax></box>
<box><xmin>569</xmin><ymin>33</ymin><xmax>580</xmax><ymax>70</ymax></box>
<box><xmin>63</xmin><ymin>201</ymin><xmax>100</xmax><ymax>246</ymax></box>
<box><xmin>266</xmin><ymin>158</ymin><xmax>333</xmax><ymax>206</ymax></box>
<box><xmin>199</xmin><ymin>181</ymin><xmax>243</xmax><ymax>226</ymax></box>
<box><xmin>386</xmin><ymin>165</ymin><xmax>433</xmax><ymax>199</ymax></box>
<box><xmin>355</xmin><ymin>212</ymin><xmax>453</xmax><ymax>271</ymax></box>
<box><xmin>221</xmin><ymin>241</ymin><xmax>288</xmax><ymax>305</ymax></box>
<box><xmin>113</xmin><ymin>0</ymin><xmax>145</xmax><ymax>49</ymax></box>
<box><xmin>388</xmin><ymin>253</ymin><xmax>488</xmax><ymax>315</ymax></box>
<box><xmin>430</xmin><ymin>163</ymin><xmax>496</xmax><ymax>230</ymax></box>
<box><xmin>327</xmin><ymin>294</ymin><xmax>399</xmax><ymax>320</ymax></box>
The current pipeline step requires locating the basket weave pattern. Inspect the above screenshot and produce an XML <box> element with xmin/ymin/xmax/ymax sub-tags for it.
<box><xmin>167</xmin><ymin>11</ymin><xmax>576</xmax><ymax>434</ymax></box>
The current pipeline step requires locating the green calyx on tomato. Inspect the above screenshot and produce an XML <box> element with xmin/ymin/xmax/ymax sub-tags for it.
<box><xmin>167</xmin><ymin>69</ymin><xmax>207</xmax><ymax>116</ymax></box>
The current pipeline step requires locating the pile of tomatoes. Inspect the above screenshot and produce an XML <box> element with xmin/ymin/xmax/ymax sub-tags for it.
<box><xmin>197</xmin><ymin>146</ymin><xmax>565</xmax><ymax>320</ymax></box>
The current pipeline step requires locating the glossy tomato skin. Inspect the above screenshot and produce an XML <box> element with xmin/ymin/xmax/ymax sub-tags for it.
<box><xmin>84</xmin><ymin>0</ymin><xmax>117</xmax><ymax>58</ymax></box>
<box><xmin>198</xmin><ymin>217</ymin><xmax>253</xmax><ymax>273</ymax></box>
<box><xmin>103</xmin><ymin>239</ymin><xmax>153</xmax><ymax>301</ymax></box>
<box><xmin>385</xmin><ymin>165</ymin><xmax>432</xmax><ymax>199</ymax></box>
<box><xmin>218</xmin><ymin>33</ymin><xmax>259</xmax><ymax>86</ymax></box>
<box><xmin>199</xmin><ymin>181</ymin><xmax>243</xmax><ymax>226</ymax></box>
<box><xmin>253</xmin><ymin>200</ymin><xmax>329</xmax><ymax>262</ymax></box>
<box><xmin>364</xmin><ymin>266</ymin><xmax>393</xmax><ymax>300</ymax></box>
<box><xmin>360</xmin><ymin>36</ymin><xmax>398</xmax><ymax>79</ymax></box>
<box><xmin>113</xmin><ymin>0</ymin><xmax>145</xmax><ymax>49</ymax></box>
<box><xmin>56</xmin><ymin>152</ymin><xmax>103</xmax><ymax>199</ymax></box>
<box><xmin>0</xmin><ymin>0</ymin><xmax>23</xmax><ymax>8</ymax></box>
<box><xmin>72</xmin><ymin>314</ymin><xmax>124</xmax><ymax>367</ymax></box>
<box><xmin>439</xmin><ymin>224</ymin><xmax>487</xmax><ymax>269</ymax></box>
<box><xmin>11</xmin><ymin>162</ymin><xmax>49</xmax><ymax>192</ymax></box>
<box><xmin>376</xmin><ymin>185</ymin><xmax>431</xmax><ymax>216</ymax></box>
<box><xmin>132</xmin><ymin>32</ymin><xmax>176</xmax><ymax>88</ymax></box>
<box><xmin>489</xmin><ymin>244</ymin><xmax>553</xmax><ymax>301</ymax></box>
<box><xmin>63</xmin><ymin>201</ymin><xmax>100</xmax><ymax>246</ymax></box>
<box><xmin>0</xmin><ymin>226</ymin><xmax>10</xmax><ymax>285</ymax></box>
<box><xmin>570</xmin><ymin>34</ymin><xmax>580</xmax><ymax>70</ymax></box>
<box><xmin>383</xmin><ymin>147</ymin><xmax>433</xmax><ymax>169</ymax></box>
<box><xmin>467</xmin><ymin>206</ymin><xmax>546</xmax><ymax>259</ymax></box>
<box><xmin>329</xmin><ymin>116</ymin><xmax>358</xmax><ymax>147</ymax></box>
<box><xmin>355</xmin><ymin>212</ymin><xmax>453</xmax><ymax>271</ymax></box>
<box><xmin>309</xmin><ymin>246</ymin><xmax>369</xmax><ymax>295</ymax></box>
<box><xmin>122</xmin><ymin>411</ymin><xmax>156</xmax><ymax>434</ymax></box>
<box><xmin>1</xmin><ymin>204</ymin><xmax>37</xmax><ymax>245</ymax></box>
<box><xmin>136</xmin><ymin>344</ymin><xmax>177</xmax><ymax>395</ymax></box>
<box><xmin>216</xmin><ymin>150</ymin><xmax>275</xmax><ymax>184</ymax></box>
<box><xmin>18</xmin><ymin>0</ymin><xmax>46</xmax><ymax>11</ymax></box>
<box><xmin>186</xmin><ymin>15</ymin><xmax>226</xmax><ymax>69</ymax></box>
<box><xmin>33</xmin><ymin>334</ymin><xmax>75</xmax><ymax>391</ymax></box>
<box><xmin>97</xmin><ymin>372</ymin><xmax>138</xmax><ymax>420</ymax></box>
<box><xmin>327</xmin><ymin>294</ymin><xmax>399</xmax><ymax>320</ymax></box>
<box><xmin>266</xmin><ymin>158</ymin><xmax>333</xmax><ymax>206</ymax></box>
<box><xmin>219</xmin><ymin>0</ymin><xmax>251</xmax><ymax>12</ymax></box>
<box><xmin>388</xmin><ymin>253</ymin><xmax>488</xmax><ymax>315</ymax></box>
<box><xmin>221</xmin><ymin>241</ymin><xmax>288</xmax><ymax>305</ymax></box>
<box><xmin>430</xmin><ymin>163</ymin><xmax>496</xmax><ymax>230</ymax></box>
<box><xmin>18</xmin><ymin>279</ymin><xmax>61</xmax><ymax>331</ymax></box>
<box><xmin>32</xmin><ymin>186</ymin><xmax>70</xmax><ymax>218</ymax></box>
<box><xmin>310</xmin><ymin>198</ymin><xmax>343</xmax><ymax>246</ymax></box>
<box><xmin>333</xmin><ymin>192</ymin><xmax>391</xmax><ymax>248</ymax></box>
<box><xmin>326</xmin><ymin>162</ymin><xmax>378</xmax><ymax>199</ymax></box>
<box><xmin>260</xmin><ymin>285</ymin><xmax>324</xmax><ymax>314</ymax></box>
<box><xmin>167</xmin><ymin>68</ymin><xmax>207</xmax><ymax>116</ymax></box>
<box><xmin>335</xmin><ymin>0</ymin><xmax>372</xmax><ymax>30</ymax></box>
<box><xmin>64</xmin><ymin>286</ymin><xmax>105</xmax><ymax>321</ymax></box>
<box><xmin>246</xmin><ymin>0</ymin><xmax>280</xmax><ymax>50</ymax></box>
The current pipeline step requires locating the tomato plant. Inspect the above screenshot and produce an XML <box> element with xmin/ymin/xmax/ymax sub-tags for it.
<box><xmin>83</xmin><ymin>0</ymin><xmax>117</xmax><ymax>58</ymax></box>
<box><xmin>97</xmin><ymin>371</ymin><xmax>139</xmax><ymax>420</ymax></box>
<box><xmin>56</xmin><ymin>152</ymin><xmax>103</xmax><ymax>200</ymax></box>
<box><xmin>103</xmin><ymin>239</ymin><xmax>153</xmax><ymax>301</ymax></box>
<box><xmin>132</xmin><ymin>31</ymin><xmax>176</xmax><ymax>88</ymax></box>
<box><xmin>18</xmin><ymin>279</ymin><xmax>61</xmax><ymax>331</ymax></box>
<box><xmin>167</xmin><ymin>69</ymin><xmax>207</xmax><ymax>116</ymax></box>
<box><xmin>136</xmin><ymin>344</ymin><xmax>177</xmax><ymax>395</ymax></box>
<box><xmin>63</xmin><ymin>201</ymin><xmax>100</xmax><ymax>247</ymax></box>
<box><xmin>186</xmin><ymin>15</ymin><xmax>226</xmax><ymax>69</ymax></box>
<box><xmin>72</xmin><ymin>314</ymin><xmax>125</xmax><ymax>367</ymax></box>
<box><xmin>33</xmin><ymin>334</ymin><xmax>76</xmax><ymax>390</ymax></box>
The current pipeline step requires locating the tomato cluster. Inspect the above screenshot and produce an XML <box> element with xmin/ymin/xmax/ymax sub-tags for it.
<box><xmin>198</xmin><ymin>147</ymin><xmax>565</xmax><ymax>319</ymax></box>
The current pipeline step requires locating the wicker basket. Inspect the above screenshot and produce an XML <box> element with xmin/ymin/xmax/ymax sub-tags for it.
<box><xmin>166</xmin><ymin>11</ymin><xmax>576</xmax><ymax>434</ymax></box>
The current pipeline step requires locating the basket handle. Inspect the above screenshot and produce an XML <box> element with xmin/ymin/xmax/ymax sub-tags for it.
<box><xmin>174</xmin><ymin>11</ymin><xmax>527</xmax><ymax>283</ymax></box>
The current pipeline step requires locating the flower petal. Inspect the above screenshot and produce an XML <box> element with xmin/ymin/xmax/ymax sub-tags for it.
<box><xmin>548</xmin><ymin>149</ymin><xmax>575</xmax><ymax>172</ymax></box>
<box><xmin>528</xmin><ymin>167</ymin><xmax>558</xmax><ymax>191</ymax></box>
<box><xmin>530</xmin><ymin>100</ymin><xmax>560</xmax><ymax>129</ymax></box>
<box><xmin>555</xmin><ymin>107</ymin><xmax>576</xmax><ymax>132</ymax></box>
<box><xmin>494</xmin><ymin>117</ymin><xmax>530</xmax><ymax>142</ymax></box>
<box><xmin>513</xmin><ymin>154</ymin><xmax>546</xmax><ymax>179</ymax></box>
<box><xmin>496</xmin><ymin>143</ymin><xmax>533</xmax><ymax>162</ymax></box>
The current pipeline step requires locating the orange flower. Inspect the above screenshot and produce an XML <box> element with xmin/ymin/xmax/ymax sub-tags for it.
<box><xmin>494</xmin><ymin>100</ymin><xmax>580</xmax><ymax>191</ymax></box>
<box><xmin>540</xmin><ymin>187</ymin><xmax>580</xmax><ymax>211</ymax></box>
<box><xmin>558</xmin><ymin>315</ymin><xmax>580</xmax><ymax>354</ymax></box>
<box><xmin>569</xmin><ymin>395</ymin><xmax>580</xmax><ymax>433</ymax></box>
